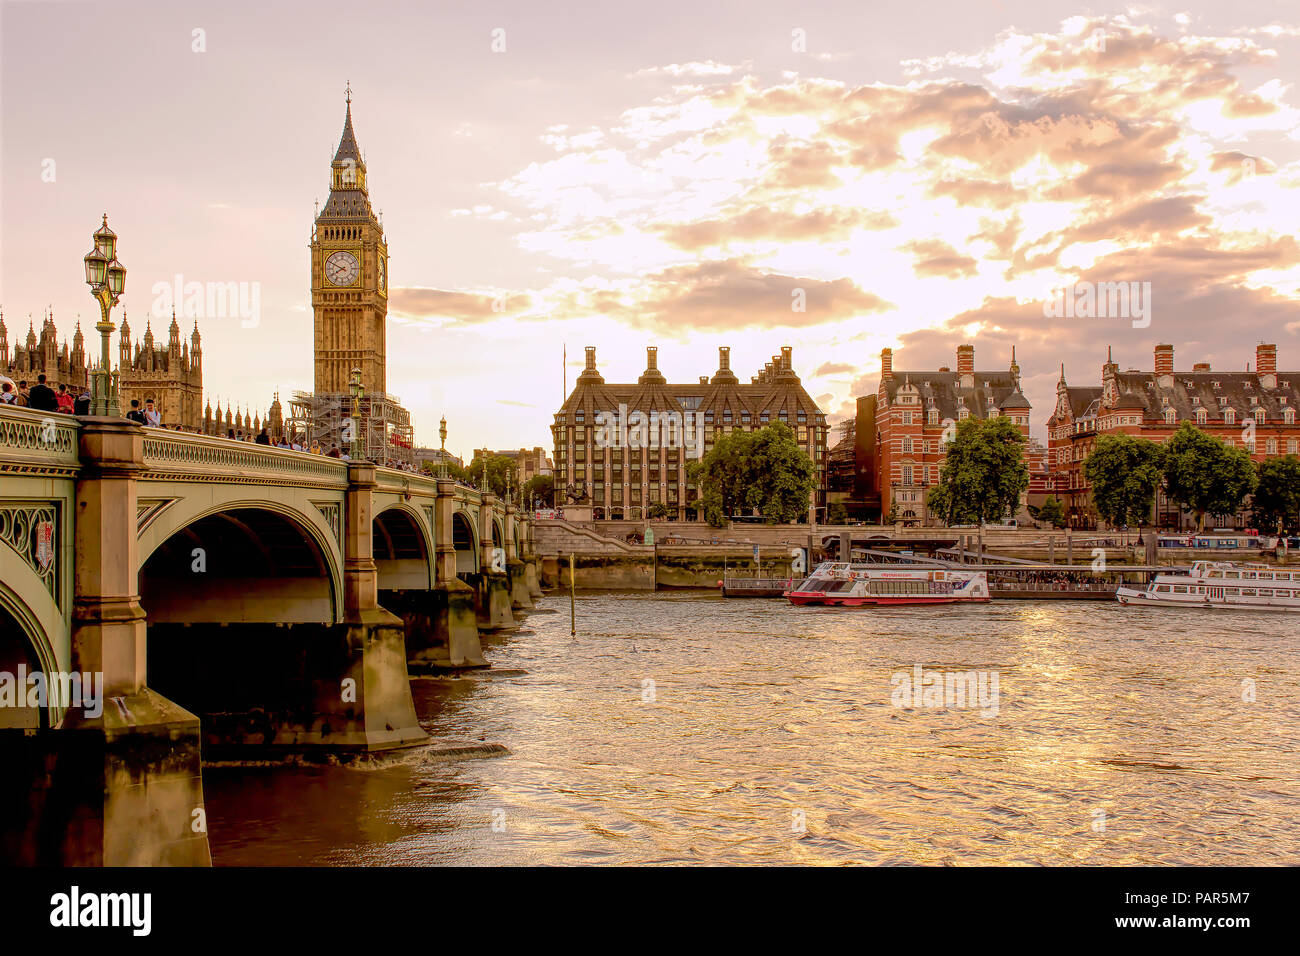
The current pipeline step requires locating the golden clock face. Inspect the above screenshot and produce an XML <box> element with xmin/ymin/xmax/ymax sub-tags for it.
<box><xmin>377</xmin><ymin>256</ymin><xmax>386</xmax><ymax>293</ymax></box>
<box><xmin>325</xmin><ymin>250</ymin><xmax>359</xmax><ymax>286</ymax></box>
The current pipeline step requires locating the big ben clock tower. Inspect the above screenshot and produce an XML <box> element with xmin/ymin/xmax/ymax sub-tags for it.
<box><xmin>311</xmin><ymin>86</ymin><xmax>389</xmax><ymax>396</ymax></box>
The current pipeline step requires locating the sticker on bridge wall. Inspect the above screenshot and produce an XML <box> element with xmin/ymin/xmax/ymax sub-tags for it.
<box><xmin>790</xmin><ymin>547</ymin><xmax>807</xmax><ymax>575</ymax></box>
<box><xmin>491</xmin><ymin>548</ymin><xmax>506</xmax><ymax>572</ymax></box>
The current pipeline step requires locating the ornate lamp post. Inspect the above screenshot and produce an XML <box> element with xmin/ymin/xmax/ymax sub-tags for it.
<box><xmin>348</xmin><ymin>367</ymin><xmax>363</xmax><ymax>460</ymax></box>
<box><xmin>438</xmin><ymin>415</ymin><xmax>448</xmax><ymax>478</ymax></box>
<box><xmin>83</xmin><ymin>215</ymin><xmax>126</xmax><ymax>416</ymax></box>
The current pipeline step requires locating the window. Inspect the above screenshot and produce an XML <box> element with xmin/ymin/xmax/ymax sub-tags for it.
<box><xmin>1196</xmin><ymin>408</ymin><xmax>1208</xmax><ymax>424</ymax></box>
<box><xmin>902</xmin><ymin>437</ymin><xmax>913</xmax><ymax>454</ymax></box>
<box><xmin>1224</xmin><ymin>409</ymin><xmax>1235</xmax><ymax>425</ymax></box>
<box><xmin>928</xmin><ymin>408</ymin><xmax>938</xmax><ymax>425</ymax></box>
<box><xmin>1164</xmin><ymin>408</ymin><xmax>1176</xmax><ymax>424</ymax></box>
<box><xmin>1255</xmin><ymin>408</ymin><xmax>1266</xmax><ymax>424</ymax></box>
<box><xmin>901</xmin><ymin>464</ymin><xmax>913</xmax><ymax>484</ymax></box>
<box><xmin>1286</xmin><ymin>408</ymin><xmax>1296</xmax><ymax>425</ymax></box>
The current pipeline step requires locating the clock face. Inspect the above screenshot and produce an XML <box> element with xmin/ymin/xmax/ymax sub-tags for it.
<box><xmin>377</xmin><ymin>256</ymin><xmax>386</xmax><ymax>293</ymax></box>
<box><xmin>325</xmin><ymin>250</ymin><xmax>359</xmax><ymax>286</ymax></box>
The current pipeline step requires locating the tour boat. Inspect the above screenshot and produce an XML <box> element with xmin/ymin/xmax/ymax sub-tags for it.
<box><xmin>784</xmin><ymin>562</ymin><xmax>990</xmax><ymax>606</ymax></box>
<box><xmin>1115</xmin><ymin>561</ymin><xmax>1300</xmax><ymax>612</ymax></box>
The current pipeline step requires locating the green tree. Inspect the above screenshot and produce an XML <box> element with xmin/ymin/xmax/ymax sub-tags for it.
<box><xmin>1082</xmin><ymin>433</ymin><xmax>1165</xmax><ymax>528</ymax></box>
<box><xmin>826</xmin><ymin>502</ymin><xmax>848</xmax><ymax>524</ymax></box>
<box><xmin>646</xmin><ymin>503</ymin><xmax>672</xmax><ymax>519</ymax></box>
<box><xmin>1162</xmin><ymin>422</ymin><xmax>1257</xmax><ymax>531</ymax></box>
<box><xmin>524</xmin><ymin>474</ymin><xmax>554</xmax><ymax>508</ymax></box>
<box><xmin>1037</xmin><ymin>496</ymin><xmax>1067</xmax><ymax>528</ymax></box>
<box><xmin>1251</xmin><ymin>455</ymin><xmax>1300</xmax><ymax>533</ymax></box>
<box><xmin>464</xmin><ymin>454</ymin><xmax>515</xmax><ymax>498</ymax></box>
<box><xmin>926</xmin><ymin>416</ymin><xmax>1029</xmax><ymax>525</ymax></box>
<box><xmin>688</xmin><ymin>421</ymin><xmax>815</xmax><ymax>527</ymax></box>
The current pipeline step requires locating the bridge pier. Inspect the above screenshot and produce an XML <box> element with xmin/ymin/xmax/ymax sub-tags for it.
<box><xmin>473</xmin><ymin>493</ymin><xmax>516</xmax><ymax>631</ymax></box>
<box><xmin>145</xmin><ymin>462</ymin><xmax>428</xmax><ymax>756</ymax></box>
<box><xmin>505</xmin><ymin>503</ymin><xmax>533</xmax><ymax>611</ymax></box>
<box><xmin>394</xmin><ymin>478</ymin><xmax>485</xmax><ymax>670</ymax></box>
<box><xmin>1</xmin><ymin>419</ymin><xmax>210</xmax><ymax>866</ymax></box>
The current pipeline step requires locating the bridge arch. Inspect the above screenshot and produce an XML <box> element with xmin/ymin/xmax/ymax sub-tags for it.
<box><xmin>0</xmin><ymin>585</ymin><xmax>59</xmax><ymax>729</ymax></box>
<box><xmin>452</xmin><ymin>510</ymin><xmax>478</xmax><ymax>575</ymax></box>
<box><xmin>139</xmin><ymin>505</ymin><xmax>340</xmax><ymax>624</ymax></box>
<box><xmin>373</xmin><ymin>504</ymin><xmax>433</xmax><ymax>591</ymax></box>
<box><xmin>491</xmin><ymin>517</ymin><xmax>505</xmax><ymax>556</ymax></box>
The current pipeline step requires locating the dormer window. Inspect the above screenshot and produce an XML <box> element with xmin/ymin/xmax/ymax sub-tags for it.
<box><xmin>1224</xmin><ymin>408</ymin><xmax>1236</xmax><ymax>425</ymax></box>
<box><xmin>1164</xmin><ymin>408</ymin><xmax>1176</xmax><ymax>424</ymax></box>
<box><xmin>1212</xmin><ymin>381</ymin><xmax>1221</xmax><ymax>389</ymax></box>
<box><xmin>927</xmin><ymin>408</ymin><xmax>938</xmax><ymax>425</ymax></box>
<box><xmin>1250</xmin><ymin>396</ymin><xmax>1258</xmax><ymax>405</ymax></box>
<box><xmin>1285</xmin><ymin>408</ymin><xmax>1296</xmax><ymax>424</ymax></box>
<box><xmin>1196</xmin><ymin>408</ymin><xmax>1208</xmax><ymax>424</ymax></box>
<box><xmin>1219</xmin><ymin>397</ymin><xmax>1228</xmax><ymax>407</ymax></box>
<box><xmin>1254</xmin><ymin>408</ymin><xmax>1266</xmax><ymax>424</ymax></box>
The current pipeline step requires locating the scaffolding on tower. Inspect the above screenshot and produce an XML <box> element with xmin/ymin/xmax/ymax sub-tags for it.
<box><xmin>285</xmin><ymin>388</ymin><xmax>415</xmax><ymax>465</ymax></box>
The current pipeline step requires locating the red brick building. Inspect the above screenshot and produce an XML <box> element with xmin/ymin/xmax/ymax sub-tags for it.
<box><xmin>1047</xmin><ymin>343</ymin><xmax>1300</xmax><ymax>528</ymax></box>
<box><xmin>875</xmin><ymin>344</ymin><xmax>1032</xmax><ymax>524</ymax></box>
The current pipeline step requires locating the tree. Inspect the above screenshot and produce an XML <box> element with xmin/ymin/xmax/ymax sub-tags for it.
<box><xmin>524</xmin><ymin>474</ymin><xmax>554</xmax><ymax>508</ymax></box>
<box><xmin>688</xmin><ymin>421</ymin><xmax>815</xmax><ymax>527</ymax></box>
<box><xmin>1037</xmin><ymin>496</ymin><xmax>1067</xmax><ymax>528</ymax></box>
<box><xmin>826</xmin><ymin>502</ymin><xmax>848</xmax><ymax>524</ymax></box>
<box><xmin>1082</xmin><ymin>433</ymin><xmax>1165</xmax><ymax>528</ymax></box>
<box><xmin>464</xmin><ymin>454</ymin><xmax>515</xmax><ymax>498</ymax></box>
<box><xmin>926</xmin><ymin>416</ymin><xmax>1029</xmax><ymax>525</ymax></box>
<box><xmin>1162</xmin><ymin>422</ymin><xmax>1257</xmax><ymax>531</ymax></box>
<box><xmin>1251</xmin><ymin>455</ymin><xmax>1300</xmax><ymax>533</ymax></box>
<box><xmin>647</xmin><ymin>503</ymin><xmax>672</xmax><ymax>519</ymax></box>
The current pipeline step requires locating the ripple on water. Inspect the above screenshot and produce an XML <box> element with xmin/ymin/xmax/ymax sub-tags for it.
<box><xmin>203</xmin><ymin>592</ymin><xmax>1300</xmax><ymax>866</ymax></box>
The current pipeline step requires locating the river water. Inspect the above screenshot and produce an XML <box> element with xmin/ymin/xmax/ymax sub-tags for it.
<box><xmin>204</xmin><ymin>592</ymin><xmax>1300</xmax><ymax>865</ymax></box>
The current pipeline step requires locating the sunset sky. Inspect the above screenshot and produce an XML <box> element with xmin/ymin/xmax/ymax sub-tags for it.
<box><xmin>4</xmin><ymin>0</ymin><xmax>1300</xmax><ymax>456</ymax></box>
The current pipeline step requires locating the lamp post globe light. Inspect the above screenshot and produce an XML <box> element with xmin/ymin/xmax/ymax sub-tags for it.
<box><xmin>83</xmin><ymin>214</ymin><xmax>126</xmax><ymax>416</ymax></box>
<box><xmin>348</xmin><ymin>368</ymin><xmax>363</xmax><ymax>460</ymax></box>
<box><xmin>438</xmin><ymin>415</ymin><xmax>448</xmax><ymax>478</ymax></box>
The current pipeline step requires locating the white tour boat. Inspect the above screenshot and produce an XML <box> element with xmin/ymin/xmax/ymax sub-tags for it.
<box><xmin>1115</xmin><ymin>561</ymin><xmax>1300</xmax><ymax>612</ymax></box>
<box><xmin>785</xmin><ymin>562</ymin><xmax>990</xmax><ymax>607</ymax></box>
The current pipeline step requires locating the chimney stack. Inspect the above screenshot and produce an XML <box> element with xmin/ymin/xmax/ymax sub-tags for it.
<box><xmin>956</xmin><ymin>345</ymin><xmax>974</xmax><ymax>374</ymax></box>
<box><xmin>1192</xmin><ymin>362</ymin><xmax>1211</xmax><ymax>372</ymax></box>
<box><xmin>881</xmin><ymin>347</ymin><xmax>893</xmax><ymax>381</ymax></box>
<box><xmin>637</xmin><ymin>345</ymin><xmax>665</xmax><ymax>384</ymax></box>
<box><xmin>584</xmin><ymin>346</ymin><xmax>597</xmax><ymax>370</ymax></box>
<box><xmin>1257</xmin><ymin>343</ymin><xmax>1277</xmax><ymax>374</ymax></box>
<box><xmin>712</xmin><ymin>346</ymin><xmax>739</xmax><ymax>384</ymax></box>
<box><xmin>1154</xmin><ymin>344</ymin><xmax>1174</xmax><ymax>375</ymax></box>
<box><xmin>780</xmin><ymin>346</ymin><xmax>792</xmax><ymax>371</ymax></box>
<box><xmin>1257</xmin><ymin>343</ymin><xmax>1277</xmax><ymax>387</ymax></box>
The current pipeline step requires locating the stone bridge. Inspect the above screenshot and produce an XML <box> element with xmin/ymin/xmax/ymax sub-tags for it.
<box><xmin>0</xmin><ymin>406</ymin><xmax>541</xmax><ymax>866</ymax></box>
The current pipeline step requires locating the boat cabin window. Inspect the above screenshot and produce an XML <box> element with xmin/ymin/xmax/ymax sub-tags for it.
<box><xmin>1155</xmin><ymin>585</ymin><xmax>1170</xmax><ymax>592</ymax></box>
<box><xmin>1241</xmin><ymin>588</ymin><xmax>1256</xmax><ymax>596</ymax></box>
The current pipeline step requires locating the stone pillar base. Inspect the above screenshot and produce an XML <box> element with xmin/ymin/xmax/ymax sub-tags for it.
<box><xmin>0</xmin><ymin>689</ymin><xmax>211</xmax><ymax>866</ymax></box>
<box><xmin>146</xmin><ymin>612</ymin><xmax>428</xmax><ymax>756</ymax></box>
<box><xmin>540</xmin><ymin>556</ymin><xmax>560</xmax><ymax>589</ymax></box>
<box><xmin>507</xmin><ymin>559</ymin><xmax>534</xmax><ymax>610</ymax></box>
<box><xmin>464</xmin><ymin>572</ymin><xmax>517</xmax><ymax>631</ymax></box>
<box><xmin>382</xmin><ymin>581</ymin><xmax>487</xmax><ymax>670</ymax></box>
<box><xmin>524</xmin><ymin>555</ymin><xmax>543</xmax><ymax>600</ymax></box>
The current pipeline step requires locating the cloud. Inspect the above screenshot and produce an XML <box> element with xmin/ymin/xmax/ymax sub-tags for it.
<box><xmin>814</xmin><ymin>361</ymin><xmax>856</xmax><ymax>376</ymax></box>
